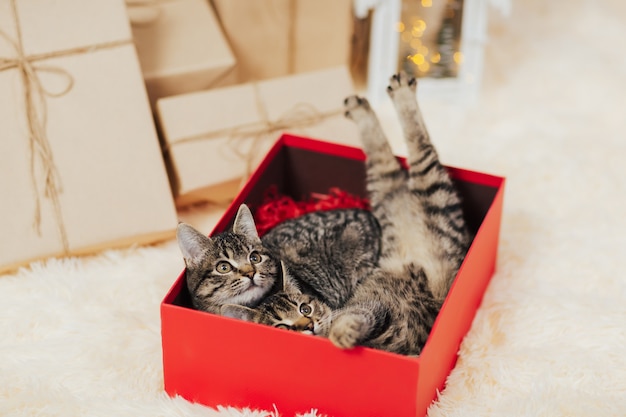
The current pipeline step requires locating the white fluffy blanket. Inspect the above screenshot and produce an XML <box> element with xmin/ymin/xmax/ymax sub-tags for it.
<box><xmin>2</xmin><ymin>1</ymin><xmax>625</xmax><ymax>416</ymax></box>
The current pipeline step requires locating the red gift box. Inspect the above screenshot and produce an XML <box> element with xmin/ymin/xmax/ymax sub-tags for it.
<box><xmin>161</xmin><ymin>135</ymin><xmax>505</xmax><ymax>417</ymax></box>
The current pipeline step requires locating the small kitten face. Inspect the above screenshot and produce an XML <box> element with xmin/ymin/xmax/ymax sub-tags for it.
<box><xmin>254</xmin><ymin>292</ymin><xmax>332</xmax><ymax>337</ymax></box>
<box><xmin>192</xmin><ymin>240</ymin><xmax>277</xmax><ymax>309</ymax></box>
<box><xmin>177</xmin><ymin>204</ymin><xmax>279</xmax><ymax>314</ymax></box>
<box><xmin>221</xmin><ymin>265</ymin><xmax>333</xmax><ymax>337</ymax></box>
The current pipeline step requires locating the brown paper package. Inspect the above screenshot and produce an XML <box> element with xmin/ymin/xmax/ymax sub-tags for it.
<box><xmin>211</xmin><ymin>0</ymin><xmax>354</xmax><ymax>82</ymax></box>
<box><xmin>0</xmin><ymin>0</ymin><xmax>178</xmax><ymax>273</ymax></box>
<box><xmin>129</xmin><ymin>0</ymin><xmax>236</xmax><ymax>106</ymax></box>
<box><xmin>156</xmin><ymin>66</ymin><xmax>361</xmax><ymax>207</ymax></box>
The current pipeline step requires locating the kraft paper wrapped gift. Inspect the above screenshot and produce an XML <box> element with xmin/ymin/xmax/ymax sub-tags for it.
<box><xmin>0</xmin><ymin>0</ymin><xmax>178</xmax><ymax>274</ymax></box>
<box><xmin>156</xmin><ymin>66</ymin><xmax>361</xmax><ymax>207</ymax></box>
<box><xmin>211</xmin><ymin>0</ymin><xmax>353</xmax><ymax>82</ymax></box>
<box><xmin>128</xmin><ymin>0</ymin><xmax>236</xmax><ymax>106</ymax></box>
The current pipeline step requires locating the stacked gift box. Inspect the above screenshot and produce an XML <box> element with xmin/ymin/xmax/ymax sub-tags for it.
<box><xmin>133</xmin><ymin>0</ymin><xmax>358</xmax><ymax>206</ymax></box>
<box><xmin>128</xmin><ymin>0</ymin><xmax>237</xmax><ymax>106</ymax></box>
<box><xmin>0</xmin><ymin>0</ymin><xmax>178</xmax><ymax>273</ymax></box>
<box><xmin>210</xmin><ymin>0</ymin><xmax>353</xmax><ymax>82</ymax></box>
<box><xmin>156</xmin><ymin>66</ymin><xmax>361</xmax><ymax>206</ymax></box>
<box><xmin>1</xmin><ymin>0</ymin><xmax>358</xmax><ymax>272</ymax></box>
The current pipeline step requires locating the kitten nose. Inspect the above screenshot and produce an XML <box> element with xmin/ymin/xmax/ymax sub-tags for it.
<box><xmin>241</xmin><ymin>268</ymin><xmax>255</xmax><ymax>279</ymax></box>
<box><xmin>293</xmin><ymin>317</ymin><xmax>314</xmax><ymax>332</ymax></box>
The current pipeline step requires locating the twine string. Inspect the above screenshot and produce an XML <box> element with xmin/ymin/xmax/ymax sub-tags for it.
<box><xmin>164</xmin><ymin>83</ymin><xmax>344</xmax><ymax>185</ymax></box>
<box><xmin>233</xmin><ymin>83</ymin><xmax>343</xmax><ymax>179</ymax></box>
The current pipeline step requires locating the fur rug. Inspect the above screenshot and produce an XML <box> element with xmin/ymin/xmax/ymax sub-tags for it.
<box><xmin>2</xmin><ymin>1</ymin><xmax>625</xmax><ymax>416</ymax></box>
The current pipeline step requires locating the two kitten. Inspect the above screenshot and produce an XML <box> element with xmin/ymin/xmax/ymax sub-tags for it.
<box><xmin>178</xmin><ymin>206</ymin><xmax>380</xmax><ymax>338</ymax></box>
<box><xmin>177</xmin><ymin>72</ymin><xmax>471</xmax><ymax>355</ymax></box>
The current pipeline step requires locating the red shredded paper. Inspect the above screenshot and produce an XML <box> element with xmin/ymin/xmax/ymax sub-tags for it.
<box><xmin>254</xmin><ymin>186</ymin><xmax>370</xmax><ymax>236</ymax></box>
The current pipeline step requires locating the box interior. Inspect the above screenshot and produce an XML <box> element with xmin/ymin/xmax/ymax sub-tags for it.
<box><xmin>170</xmin><ymin>142</ymin><xmax>498</xmax><ymax>309</ymax></box>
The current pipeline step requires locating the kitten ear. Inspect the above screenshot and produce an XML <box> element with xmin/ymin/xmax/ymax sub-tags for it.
<box><xmin>232</xmin><ymin>204</ymin><xmax>260</xmax><ymax>241</ymax></box>
<box><xmin>176</xmin><ymin>222</ymin><xmax>211</xmax><ymax>264</ymax></box>
<box><xmin>221</xmin><ymin>304</ymin><xmax>258</xmax><ymax>322</ymax></box>
<box><xmin>340</xmin><ymin>223</ymin><xmax>365</xmax><ymax>258</ymax></box>
<box><xmin>280</xmin><ymin>261</ymin><xmax>301</xmax><ymax>294</ymax></box>
<box><xmin>341</xmin><ymin>222</ymin><xmax>361</xmax><ymax>244</ymax></box>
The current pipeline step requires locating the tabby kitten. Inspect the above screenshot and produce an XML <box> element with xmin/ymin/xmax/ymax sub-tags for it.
<box><xmin>221</xmin><ymin>262</ymin><xmax>333</xmax><ymax>337</ymax></box>
<box><xmin>222</xmin><ymin>208</ymin><xmax>381</xmax><ymax>335</ymax></box>
<box><xmin>330</xmin><ymin>72</ymin><xmax>472</xmax><ymax>354</ymax></box>
<box><xmin>261</xmin><ymin>208</ymin><xmax>381</xmax><ymax>310</ymax></box>
<box><xmin>241</xmin><ymin>72</ymin><xmax>472</xmax><ymax>355</ymax></box>
<box><xmin>176</xmin><ymin>204</ymin><xmax>280</xmax><ymax>314</ymax></box>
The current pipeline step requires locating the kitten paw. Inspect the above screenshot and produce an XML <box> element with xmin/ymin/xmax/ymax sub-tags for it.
<box><xmin>386</xmin><ymin>72</ymin><xmax>417</xmax><ymax>98</ymax></box>
<box><xmin>329</xmin><ymin>314</ymin><xmax>368</xmax><ymax>349</ymax></box>
<box><xmin>343</xmin><ymin>95</ymin><xmax>372</xmax><ymax>121</ymax></box>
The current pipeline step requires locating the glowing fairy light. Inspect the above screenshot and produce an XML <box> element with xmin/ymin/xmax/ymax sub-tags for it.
<box><xmin>412</xmin><ymin>19</ymin><xmax>427</xmax><ymax>33</ymax></box>
<box><xmin>396</xmin><ymin>0</ymin><xmax>464</xmax><ymax>79</ymax></box>
<box><xmin>411</xmin><ymin>26</ymin><xmax>424</xmax><ymax>37</ymax></box>
<box><xmin>409</xmin><ymin>54</ymin><xmax>425</xmax><ymax>65</ymax></box>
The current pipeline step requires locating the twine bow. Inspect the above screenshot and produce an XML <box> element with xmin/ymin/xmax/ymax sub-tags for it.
<box><xmin>1</xmin><ymin>0</ymin><xmax>132</xmax><ymax>254</ymax></box>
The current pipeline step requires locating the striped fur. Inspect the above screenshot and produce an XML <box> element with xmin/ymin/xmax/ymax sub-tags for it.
<box><xmin>328</xmin><ymin>72</ymin><xmax>472</xmax><ymax>354</ymax></box>
<box><xmin>177</xmin><ymin>205</ymin><xmax>280</xmax><ymax>314</ymax></box>
<box><xmin>221</xmin><ymin>209</ymin><xmax>381</xmax><ymax>337</ymax></box>
<box><xmin>218</xmin><ymin>73</ymin><xmax>471</xmax><ymax>356</ymax></box>
<box><xmin>261</xmin><ymin>208</ymin><xmax>381</xmax><ymax>309</ymax></box>
<box><xmin>221</xmin><ymin>266</ymin><xmax>333</xmax><ymax>337</ymax></box>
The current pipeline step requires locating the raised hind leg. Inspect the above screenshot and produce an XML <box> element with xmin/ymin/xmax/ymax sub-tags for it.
<box><xmin>344</xmin><ymin>95</ymin><xmax>408</xmax><ymax>256</ymax></box>
<box><xmin>386</xmin><ymin>72</ymin><xmax>447</xmax><ymax>193</ymax></box>
<box><xmin>387</xmin><ymin>73</ymin><xmax>471</xmax><ymax>295</ymax></box>
<box><xmin>343</xmin><ymin>95</ymin><xmax>405</xmax><ymax>204</ymax></box>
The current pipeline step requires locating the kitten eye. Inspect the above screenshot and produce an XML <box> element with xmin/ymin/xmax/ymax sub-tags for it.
<box><xmin>275</xmin><ymin>323</ymin><xmax>290</xmax><ymax>330</ymax></box>
<box><xmin>215</xmin><ymin>261</ymin><xmax>233</xmax><ymax>274</ymax></box>
<box><xmin>249</xmin><ymin>251</ymin><xmax>262</xmax><ymax>264</ymax></box>
<box><xmin>299</xmin><ymin>303</ymin><xmax>313</xmax><ymax>317</ymax></box>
